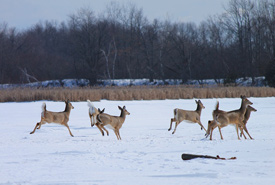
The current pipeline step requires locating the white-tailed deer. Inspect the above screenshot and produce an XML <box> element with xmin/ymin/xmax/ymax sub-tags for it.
<box><xmin>205</xmin><ymin>120</ymin><xmax>217</xmax><ymax>140</ymax></box>
<box><xmin>87</xmin><ymin>100</ymin><xmax>108</xmax><ymax>136</ymax></box>
<box><xmin>96</xmin><ymin>106</ymin><xmax>130</xmax><ymax>140</ymax></box>
<box><xmin>206</xmin><ymin>104</ymin><xmax>256</xmax><ymax>140</ymax></box>
<box><xmin>205</xmin><ymin>119</ymin><xmax>227</xmax><ymax>140</ymax></box>
<box><xmin>30</xmin><ymin>100</ymin><xmax>74</xmax><ymax>137</ymax></box>
<box><xmin>240</xmin><ymin>105</ymin><xmax>257</xmax><ymax>139</ymax></box>
<box><xmin>168</xmin><ymin>100</ymin><xmax>206</xmax><ymax>134</ymax></box>
<box><xmin>211</xmin><ymin>95</ymin><xmax>253</xmax><ymax>140</ymax></box>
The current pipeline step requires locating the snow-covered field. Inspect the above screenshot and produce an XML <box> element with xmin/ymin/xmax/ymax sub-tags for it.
<box><xmin>0</xmin><ymin>97</ymin><xmax>274</xmax><ymax>185</ymax></box>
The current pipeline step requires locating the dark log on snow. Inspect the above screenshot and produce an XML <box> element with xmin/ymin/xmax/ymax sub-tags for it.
<box><xmin>181</xmin><ymin>153</ymin><xmax>237</xmax><ymax>160</ymax></box>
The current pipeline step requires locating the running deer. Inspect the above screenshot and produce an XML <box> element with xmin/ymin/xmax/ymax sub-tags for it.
<box><xmin>168</xmin><ymin>100</ymin><xmax>206</xmax><ymax>134</ymax></box>
<box><xmin>30</xmin><ymin>100</ymin><xmax>74</xmax><ymax>137</ymax></box>
<box><xmin>206</xmin><ymin>104</ymin><xmax>256</xmax><ymax>140</ymax></box>
<box><xmin>87</xmin><ymin>100</ymin><xmax>108</xmax><ymax>136</ymax></box>
<box><xmin>96</xmin><ymin>106</ymin><xmax>130</xmax><ymax>140</ymax></box>
<box><xmin>205</xmin><ymin>119</ymin><xmax>231</xmax><ymax>141</ymax></box>
<box><xmin>205</xmin><ymin>120</ymin><xmax>218</xmax><ymax>140</ymax></box>
<box><xmin>240</xmin><ymin>105</ymin><xmax>257</xmax><ymax>139</ymax></box>
<box><xmin>211</xmin><ymin>95</ymin><xmax>253</xmax><ymax>140</ymax></box>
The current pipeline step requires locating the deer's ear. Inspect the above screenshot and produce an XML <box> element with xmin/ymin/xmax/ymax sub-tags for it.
<box><xmin>123</xmin><ymin>106</ymin><xmax>126</xmax><ymax>109</ymax></box>
<box><xmin>118</xmin><ymin>106</ymin><xmax>122</xmax><ymax>110</ymax></box>
<box><xmin>101</xmin><ymin>108</ymin><xmax>105</xmax><ymax>113</ymax></box>
<box><xmin>195</xmin><ymin>100</ymin><xmax>198</xmax><ymax>103</ymax></box>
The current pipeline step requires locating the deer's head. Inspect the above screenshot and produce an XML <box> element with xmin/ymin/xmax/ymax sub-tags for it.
<box><xmin>118</xmin><ymin>106</ymin><xmax>130</xmax><ymax>116</ymax></box>
<box><xmin>65</xmin><ymin>99</ymin><xmax>74</xmax><ymax>110</ymax></box>
<box><xmin>240</xmin><ymin>95</ymin><xmax>253</xmax><ymax>107</ymax></box>
<box><xmin>196</xmin><ymin>100</ymin><xmax>205</xmax><ymax>109</ymax></box>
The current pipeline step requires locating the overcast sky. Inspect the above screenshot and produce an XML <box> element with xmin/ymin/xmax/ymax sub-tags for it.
<box><xmin>0</xmin><ymin>0</ymin><xmax>230</xmax><ymax>30</ymax></box>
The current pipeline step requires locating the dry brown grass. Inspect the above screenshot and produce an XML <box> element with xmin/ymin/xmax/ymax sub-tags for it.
<box><xmin>0</xmin><ymin>86</ymin><xmax>274</xmax><ymax>102</ymax></box>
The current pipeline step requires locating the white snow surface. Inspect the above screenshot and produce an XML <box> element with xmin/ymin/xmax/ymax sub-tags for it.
<box><xmin>0</xmin><ymin>97</ymin><xmax>274</xmax><ymax>185</ymax></box>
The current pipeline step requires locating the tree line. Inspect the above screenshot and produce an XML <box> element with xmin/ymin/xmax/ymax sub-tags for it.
<box><xmin>0</xmin><ymin>0</ymin><xmax>274</xmax><ymax>86</ymax></box>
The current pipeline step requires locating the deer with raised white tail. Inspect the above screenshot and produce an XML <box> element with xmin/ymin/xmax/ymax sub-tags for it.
<box><xmin>168</xmin><ymin>100</ymin><xmax>206</xmax><ymax>134</ymax></box>
<box><xmin>87</xmin><ymin>100</ymin><xmax>108</xmax><ymax>136</ymax></box>
<box><xmin>211</xmin><ymin>95</ymin><xmax>253</xmax><ymax>140</ymax></box>
<box><xmin>30</xmin><ymin>100</ymin><xmax>74</xmax><ymax>137</ymax></box>
<box><xmin>96</xmin><ymin>106</ymin><xmax>130</xmax><ymax>140</ymax></box>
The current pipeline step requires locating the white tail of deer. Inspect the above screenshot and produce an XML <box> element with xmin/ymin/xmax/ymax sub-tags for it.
<box><xmin>87</xmin><ymin>100</ymin><xmax>108</xmax><ymax>136</ymax></box>
<box><xmin>168</xmin><ymin>100</ymin><xmax>206</xmax><ymax>134</ymax></box>
<box><xmin>87</xmin><ymin>100</ymin><xmax>97</xmax><ymax>126</ymax></box>
<box><xmin>96</xmin><ymin>106</ymin><xmax>130</xmax><ymax>140</ymax></box>
<box><xmin>211</xmin><ymin>95</ymin><xmax>253</xmax><ymax>140</ymax></box>
<box><xmin>30</xmin><ymin>100</ymin><xmax>74</xmax><ymax>137</ymax></box>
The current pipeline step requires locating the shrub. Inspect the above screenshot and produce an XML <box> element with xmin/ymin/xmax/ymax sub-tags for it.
<box><xmin>1</xmin><ymin>86</ymin><xmax>275</xmax><ymax>102</ymax></box>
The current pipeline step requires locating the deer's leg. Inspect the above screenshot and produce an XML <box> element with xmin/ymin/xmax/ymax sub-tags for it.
<box><xmin>37</xmin><ymin>118</ymin><xmax>46</xmax><ymax>129</ymax></box>
<box><xmin>239</xmin><ymin>126</ymin><xmax>247</xmax><ymax>139</ymax></box>
<box><xmin>37</xmin><ymin>121</ymin><xmax>43</xmax><ymax>129</ymax></box>
<box><xmin>242</xmin><ymin>129</ymin><xmax>247</xmax><ymax>139</ymax></box>
<box><xmin>117</xmin><ymin>130</ymin><xmax>121</xmax><ymax>140</ymax></box>
<box><xmin>210</xmin><ymin>127</ymin><xmax>214</xmax><ymax>140</ymax></box>
<box><xmin>218</xmin><ymin>126</ymin><xmax>223</xmax><ymax>140</ymax></box>
<box><xmin>239</xmin><ymin>124</ymin><xmax>245</xmax><ymax>137</ymax></box>
<box><xmin>30</xmin><ymin>122</ymin><xmax>40</xmax><ymax>134</ymax></box>
<box><xmin>64</xmin><ymin>123</ymin><xmax>74</xmax><ymax>137</ymax></box>
<box><xmin>95</xmin><ymin>124</ymin><xmax>104</xmax><ymax>136</ymax></box>
<box><xmin>240</xmin><ymin>124</ymin><xmax>244</xmax><ymax>137</ymax></box>
<box><xmin>114</xmin><ymin>129</ymin><xmax>120</xmax><ymax>140</ymax></box>
<box><xmin>172</xmin><ymin>121</ymin><xmax>180</xmax><ymax>134</ymax></box>
<box><xmin>198</xmin><ymin>121</ymin><xmax>206</xmax><ymax>131</ymax></box>
<box><xmin>235</xmin><ymin>124</ymin><xmax>240</xmax><ymax>140</ymax></box>
<box><xmin>100</xmin><ymin>125</ymin><xmax>109</xmax><ymax>136</ymax></box>
<box><xmin>113</xmin><ymin>130</ymin><xmax>118</xmax><ymax>140</ymax></box>
<box><xmin>168</xmin><ymin>118</ymin><xmax>175</xmax><ymax>131</ymax></box>
<box><xmin>243</xmin><ymin>125</ymin><xmax>253</xmax><ymax>139</ymax></box>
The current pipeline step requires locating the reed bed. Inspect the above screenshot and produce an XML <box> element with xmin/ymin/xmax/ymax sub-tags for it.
<box><xmin>0</xmin><ymin>86</ymin><xmax>274</xmax><ymax>102</ymax></box>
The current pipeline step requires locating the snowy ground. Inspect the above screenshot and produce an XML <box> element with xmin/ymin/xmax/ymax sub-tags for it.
<box><xmin>0</xmin><ymin>97</ymin><xmax>274</xmax><ymax>185</ymax></box>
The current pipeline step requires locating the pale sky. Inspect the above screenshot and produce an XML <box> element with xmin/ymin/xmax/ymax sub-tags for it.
<box><xmin>0</xmin><ymin>0</ymin><xmax>229</xmax><ymax>30</ymax></box>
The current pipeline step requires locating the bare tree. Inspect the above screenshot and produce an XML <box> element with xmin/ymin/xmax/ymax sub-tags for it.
<box><xmin>19</xmin><ymin>67</ymin><xmax>38</xmax><ymax>83</ymax></box>
<box><xmin>101</xmin><ymin>37</ymin><xmax>117</xmax><ymax>82</ymax></box>
<box><xmin>68</xmin><ymin>8</ymin><xmax>107</xmax><ymax>84</ymax></box>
